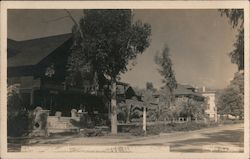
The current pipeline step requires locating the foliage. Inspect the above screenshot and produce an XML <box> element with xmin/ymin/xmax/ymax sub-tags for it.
<box><xmin>146</xmin><ymin>122</ymin><xmax>218</xmax><ymax>135</ymax></box>
<box><xmin>141</xmin><ymin>89</ymin><xmax>158</xmax><ymax>120</ymax></box>
<box><xmin>84</xmin><ymin>113</ymin><xmax>110</xmax><ymax>128</ymax></box>
<box><xmin>146</xmin><ymin>82</ymin><xmax>156</xmax><ymax>92</ymax></box>
<box><xmin>154</xmin><ymin>45</ymin><xmax>177</xmax><ymax>121</ymax></box>
<box><xmin>119</xmin><ymin>121</ymin><xmax>218</xmax><ymax>136</ymax></box>
<box><xmin>219</xmin><ymin>9</ymin><xmax>244</xmax><ymax>70</ymax></box>
<box><xmin>7</xmin><ymin>110</ymin><xmax>32</xmax><ymax>137</ymax></box>
<box><xmin>157</xmin><ymin>87</ymin><xmax>175</xmax><ymax>120</ymax></box>
<box><xmin>117</xmin><ymin>121</ymin><xmax>219</xmax><ymax>136</ymax></box>
<box><xmin>129</xmin><ymin>127</ymin><xmax>145</xmax><ymax>136</ymax></box>
<box><xmin>155</xmin><ymin>45</ymin><xmax>177</xmax><ymax>95</ymax></box>
<box><xmin>130</xmin><ymin>105</ymin><xmax>143</xmax><ymax>120</ymax></box>
<box><xmin>216</xmin><ymin>74</ymin><xmax>244</xmax><ymax>119</ymax></box>
<box><xmin>174</xmin><ymin>97</ymin><xmax>206</xmax><ymax>121</ymax></box>
<box><xmin>219</xmin><ymin>119</ymin><xmax>243</xmax><ymax>125</ymax></box>
<box><xmin>217</xmin><ymin>9</ymin><xmax>244</xmax><ymax>121</ymax></box>
<box><xmin>7</xmin><ymin>84</ymin><xmax>32</xmax><ymax>137</ymax></box>
<box><xmin>68</xmin><ymin>9</ymin><xmax>151</xmax><ymax>133</ymax></box>
<box><xmin>68</xmin><ymin>9</ymin><xmax>151</xmax><ymax>80</ymax></box>
<box><xmin>80</xmin><ymin>128</ymin><xmax>104</xmax><ymax>137</ymax></box>
<box><xmin>230</xmin><ymin>71</ymin><xmax>244</xmax><ymax>94</ymax></box>
<box><xmin>117</xmin><ymin>102</ymin><xmax>128</xmax><ymax>123</ymax></box>
<box><xmin>7</xmin><ymin>84</ymin><xmax>23</xmax><ymax>112</ymax></box>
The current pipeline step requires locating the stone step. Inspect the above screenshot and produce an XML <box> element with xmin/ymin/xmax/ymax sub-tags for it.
<box><xmin>47</xmin><ymin>127</ymin><xmax>80</xmax><ymax>134</ymax></box>
<box><xmin>59</xmin><ymin>117</ymin><xmax>72</xmax><ymax>122</ymax></box>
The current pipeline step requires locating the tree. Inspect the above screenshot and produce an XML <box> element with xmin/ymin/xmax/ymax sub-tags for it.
<box><xmin>216</xmin><ymin>71</ymin><xmax>244</xmax><ymax>119</ymax></box>
<box><xmin>218</xmin><ymin>9</ymin><xmax>244</xmax><ymax>120</ymax></box>
<box><xmin>217</xmin><ymin>87</ymin><xmax>243</xmax><ymax>119</ymax></box>
<box><xmin>146</xmin><ymin>82</ymin><xmax>154</xmax><ymax>91</ymax></box>
<box><xmin>146</xmin><ymin>82</ymin><xmax>157</xmax><ymax>92</ymax></box>
<box><xmin>68</xmin><ymin>10</ymin><xmax>151</xmax><ymax>134</ymax></box>
<box><xmin>155</xmin><ymin>45</ymin><xmax>177</xmax><ymax>97</ymax></box>
<box><xmin>155</xmin><ymin>45</ymin><xmax>177</xmax><ymax>117</ymax></box>
<box><xmin>230</xmin><ymin>71</ymin><xmax>244</xmax><ymax>94</ymax></box>
<box><xmin>174</xmin><ymin>97</ymin><xmax>206</xmax><ymax>122</ymax></box>
<box><xmin>219</xmin><ymin>9</ymin><xmax>244</xmax><ymax>70</ymax></box>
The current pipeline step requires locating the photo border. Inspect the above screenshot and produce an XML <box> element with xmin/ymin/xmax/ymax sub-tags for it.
<box><xmin>1</xmin><ymin>1</ymin><xmax>249</xmax><ymax>159</ymax></box>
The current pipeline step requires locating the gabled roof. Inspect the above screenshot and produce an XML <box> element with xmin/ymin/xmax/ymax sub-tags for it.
<box><xmin>8</xmin><ymin>39</ymin><xmax>21</xmax><ymax>58</ymax></box>
<box><xmin>8</xmin><ymin>33</ymin><xmax>72</xmax><ymax>67</ymax></box>
<box><xmin>174</xmin><ymin>84</ymin><xmax>203</xmax><ymax>98</ymax></box>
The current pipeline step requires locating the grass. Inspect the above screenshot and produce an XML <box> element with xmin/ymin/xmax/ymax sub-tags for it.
<box><xmin>119</xmin><ymin>121</ymin><xmax>220</xmax><ymax>136</ymax></box>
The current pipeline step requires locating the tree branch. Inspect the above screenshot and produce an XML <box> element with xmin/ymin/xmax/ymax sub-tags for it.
<box><xmin>64</xmin><ymin>9</ymin><xmax>84</xmax><ymax>39</ymax></box>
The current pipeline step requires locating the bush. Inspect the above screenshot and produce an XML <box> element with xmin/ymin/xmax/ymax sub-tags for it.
<box><xmin>7</xmin><ymin>84</ymin><xmax>33</xmax><ymax>137</ymax></box>
<box><xmin>7</xmin><ymin>110</ymin><xmax>33</xmax><ymax>137</ymax></box>
<box><xmin>118</xmin><ymin>121</ymin><xmax>218</xmax><ymax>136</ymax></box>
<box><xmin>129</xmin><ymin>127</ymin><xmax>145</xmax><ymax>136</ymax></box>
<box><xmin>219</xmin><ymin>119</ymin><xmax>243</xmax><ymax>125</ymax></box>
<box><xmin>146</xmin><ymin>124</ymin><xmax>162</xmax><ymax>135</ymax></box>
<box><xmin>146</xmin><ymin>121</ymin><xmax>218</xmax><ymax>135</ymax></box>
<box><xmin>71</xmin><ymin>114</ymin><xmax>95</xmax><ymax>129</ymax></box>
<box><xmin>80</xmin><ymin>128</ymin><xmax>104</xmax><ymax>137</ymax></box>
<box><xmin>117</xmin><ymin>110</ymin><xmax>127</xmax><ymax>123</ymax></box>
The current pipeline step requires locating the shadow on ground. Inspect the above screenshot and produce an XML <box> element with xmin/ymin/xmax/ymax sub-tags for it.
<box><xmin>8</xmin><ymin>125</ymin><xmax>244</xmax><ymax>153</ymax></box>
<box><xmin>170</xmin><ymin>128</ymin><xmax>243</xmax><ymax>152</ymax></box>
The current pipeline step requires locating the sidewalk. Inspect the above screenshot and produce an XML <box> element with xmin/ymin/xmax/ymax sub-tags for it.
<box><xmin>8</xmin><ymin>123</ymin><xmax>243</xmax><ymax>152</ymax></box>
<box><xmin>27</xmin><ymin>123</ymin><xmax>243</xmax><ymax>145</ymax></box>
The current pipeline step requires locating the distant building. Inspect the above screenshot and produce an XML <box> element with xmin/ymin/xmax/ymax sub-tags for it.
<box><xmin>150</xmin><ymin>84</ymin><xmax>205</xmax><ymax>121</ymax></box>
<box><xmin>200</xmin><ymin>87</ymin><xmax>217</xmax><ymax>122</ymax></box>
<box><xmin>174</xmin><ymin>84</ymin><xmax>204</xmax><ymax>101</ymax></box>
<box><xmin>174</xmin><ymin>85</ymin><xmax>218</xmax><ymax>122</ymax></box>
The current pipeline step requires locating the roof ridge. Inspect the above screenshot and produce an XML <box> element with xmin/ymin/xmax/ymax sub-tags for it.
<box><xmin>8</xmin><ymin>32</ymin><xmax>73</xmax><ymax>67</ymax></box>
<box><xmin>8</xmin><ymin>33</ymin><xmax>72</xmax><ymax>42</ymax></box>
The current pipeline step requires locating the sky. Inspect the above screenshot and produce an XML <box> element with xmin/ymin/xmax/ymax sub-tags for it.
<box><xmin>8</xmin><ymin>9</ymin><xmax>238</xmax><ymax>90</ymax></box>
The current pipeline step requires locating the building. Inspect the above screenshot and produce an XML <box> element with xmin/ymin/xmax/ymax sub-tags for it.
<box><xmin>174</xmin><ymin>84</ymin><xmax>204</xmax><ymax>101</ymax></box>
<box><xmin>173</xmin><ymin>84</ymin><xmax>205</xmax><ymax>121</ymax></box>
<box><xmin>8</xmin><ymin>33</ymin><xmax>105</xmax><ymax>116</ymax></box>
<box><xmin>200</xmin><ymin>87</ymin><xmax>217</xmax><ymax>122</ymax></box>
<box><xmin>8</xmin><ymin>33</ymin><xmax>78</xmax><ymax>114</ymax></box>
<box><xmin>8</xmin><ymin>33</ymin><xmax>141</xmax><ymax>118</ymax></box>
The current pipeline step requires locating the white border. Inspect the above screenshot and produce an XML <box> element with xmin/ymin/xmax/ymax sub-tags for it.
<box><xmin>0</xmin><ymin>1</ymin><xmax>249</xmax><ymax>159</ymax></box>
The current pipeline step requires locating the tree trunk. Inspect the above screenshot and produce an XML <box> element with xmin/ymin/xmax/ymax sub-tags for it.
<box><xmin>111</xmin><ymin>78</ymin><xmax>117</xmax><ymax>134</ymax></box>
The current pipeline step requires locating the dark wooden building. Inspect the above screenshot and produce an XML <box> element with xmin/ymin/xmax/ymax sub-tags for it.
<box><xmin>8</xmin><ymin>33</ymin><xmax>139</xmax><ymax>117</ymax></box>
<box><xmin>8</xmin><ymin>33</ymin><xmax>103</xmax><ymax>115</ymax></box>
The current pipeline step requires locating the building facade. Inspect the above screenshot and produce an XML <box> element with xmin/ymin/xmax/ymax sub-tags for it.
<box><xmin>8</xmin><ymin>33</ymin><xmax>140</xmax><ymax>118</ymax></box>
<box><xmin>200</xmin><ymin>87</ymin><xmax>217</xmax><ymax>122</ymax></box>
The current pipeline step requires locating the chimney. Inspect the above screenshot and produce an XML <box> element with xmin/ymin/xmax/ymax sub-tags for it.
<box><xmin>202</xmin><ymin>86</ymin><xmax>206</xmax><ymax>92</ymax></box>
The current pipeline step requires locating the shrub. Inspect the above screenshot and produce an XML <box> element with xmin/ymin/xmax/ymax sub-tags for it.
<box><xmin>80</xmin><ymin>128</ymin><xmax>104</xmax><ymax>137</ymax></box>
<box><xmin>7</xmin><ymin>110</ymin><xmax>33</xmax><ymax>137</ymax></box>
<box><xmin>71</xmin><ymin>114</ymin><xmax>95</xmax><ymax>129</ymax></box>
<box><xmin>146</xmin><ymin>121</ymin><xmax>218</xmax><ymax>135</ymax></box>
<box><xmin>117</xmin><ymin>110</ymin><xmax>127</xmax><ymax>123</ymax></box>
<box><xmin>146</xmin><ymin>124</ymin><xmax>162</xmax><ymax>135</ymax></box>
<box><xmin>129</xmin><ymin>127</ymin><xmax>145</xmax><ymax>136</ymax></box>
<box><xmin>7</xmin><ymin>84</ymin><xmax>32</xmax><ymax>137</ymax></box>
<box><xmin>220</xmin><ymin>119</ymin><xmax>243</xmax><ymax>125</ymax></box>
